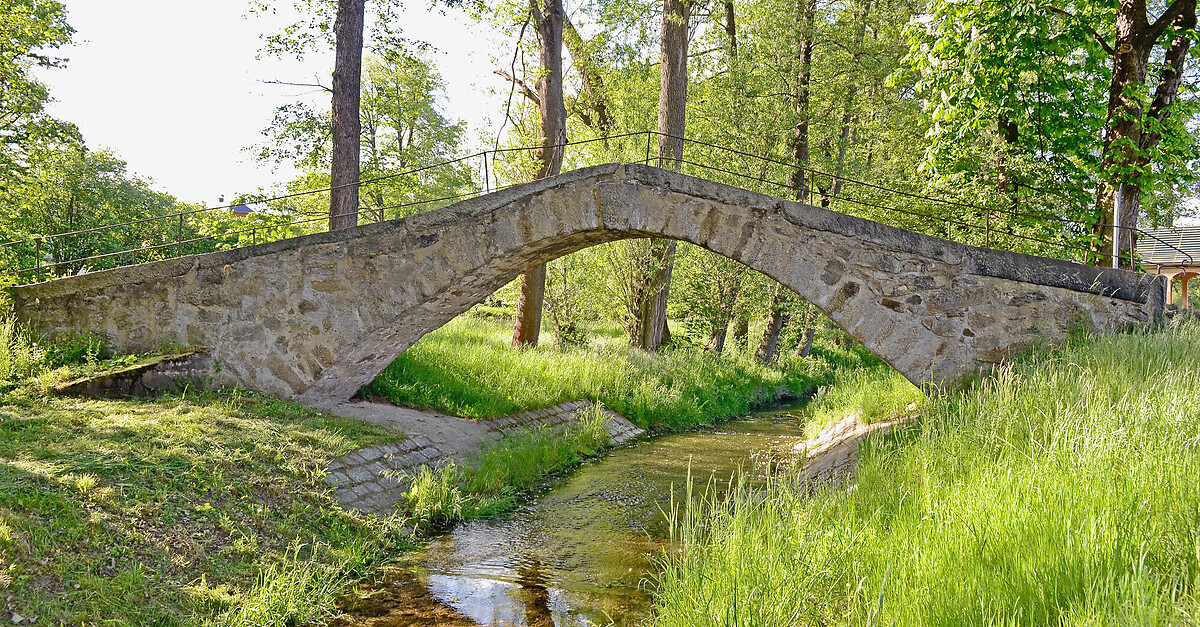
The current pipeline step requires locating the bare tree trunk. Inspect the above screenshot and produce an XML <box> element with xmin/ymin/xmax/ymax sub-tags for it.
<box><xmin>512</xmin><ymin>0</ymin><xmax>567</xmax><ymax>348</ymax></box>
<box><xmin>796</xmin><ymin>305</ymin><xmax>816</xmax><ymax>358</ymax></box>
<box><xmin>755</xmin><ymin>285</ymin><xmax>790</xmax><ymax>365</ymax></box>
<box><xmin>732</xmin><ymin>312</ymin><xmax>750</xmax><ymax>351</ymax></box>
<box><xmin>788</xmin><ymin>0</ymin><xmax>817</xmax><ymax>203</ymax></box>
<box><xmin>723</xmin><ymin>0</ymin><xmax>737</xmax><ymax>59</ymax></box>
<box><xmin>824</xmin><ymin>0</ymin><xmax>870</xmax><ymax>204</ymax></box>
<box><xmin>633</xmin><ymin>0</ymin><xmax>691</xmax><ymax>352</ymax></box>
<box><xmin>329</xmin><ymin>0</ymin><xmax>365</xmax><ymax>232</ymax></box>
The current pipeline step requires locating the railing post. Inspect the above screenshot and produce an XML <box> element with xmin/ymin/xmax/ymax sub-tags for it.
<box><xmin>985</xmin><ymin>209</ymin><xmax>991</xmax><ymax>249</ymax></box>
<box><xmin>483</xmin><ymin>152</ymin><xmax>490</xmax><ymax>194</ymax></box>
<box><xmin>645</xmin><ymin>133</ymin><xmax>652</xmax><ymax>166</ymax></box>
<box><xmin>177</xmin><ymin>212</ymin><xmax>184</xmax><ymax>257</ymax></box>
<box><xmin>252</xmin><ymin>228</ymin><xmax>257</xmax><ymax>246</ymax></box>
<box><xmin>35</xmin><ymin>237</ymin><xmax>42</xmax><ymax>283</ymax></box>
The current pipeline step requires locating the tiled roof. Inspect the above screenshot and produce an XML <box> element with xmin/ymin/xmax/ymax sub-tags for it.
<box><xmin>1138</xmin><ymin>226</ymin><xmax>1200</xmax><ymax>266</ymax></box>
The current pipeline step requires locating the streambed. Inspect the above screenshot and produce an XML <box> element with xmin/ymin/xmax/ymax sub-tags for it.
<box><xmin>338</xmin><ymin>403</ymin><xmax>810</xmax><ymax>626</ymax></box>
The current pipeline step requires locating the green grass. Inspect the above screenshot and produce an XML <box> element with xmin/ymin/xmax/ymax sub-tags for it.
<box><xmin>403</xmin><ymin>403</ymin><xmax>614</xmax><ymax>529</ymax></box>
<box><xmin>648</xmin><ymin>322</ymin><xmax>1200</xmax><ymax>626</ymax></box>
<box><xmin>804</xmin><ymin>361</ymin><xmax>925</xmax><ymax>432</ymax></box>
<box><xmin>364</xmin><ymin>317</ymin><xmax>861</xmax><ymax>431</ymax></box>
<box><xmin>0</xmin><ymin>386</ymin><xmax>411</xmax><ymax>625</ymax></box>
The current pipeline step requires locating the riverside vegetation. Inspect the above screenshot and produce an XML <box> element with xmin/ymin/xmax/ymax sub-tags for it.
<box><xmin>0</xmin><ymin>310</ymin><xmax>870</xmax><ymax>625</ymax></box>
<box><xmin>650</xmin><ymin>321</ymin><xmax>1200</xmax><ymax>626</ymax></box>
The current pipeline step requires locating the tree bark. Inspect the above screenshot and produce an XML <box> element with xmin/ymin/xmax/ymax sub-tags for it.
<box><xmin>723</xmin><ymin>0</ymin><xmax>738</xmax><ymax>59</ymax></box>
<box><xmin>796</xmin><ymin>305</ymin><xmax>816</xmax><ymax>358</ymax></box>
<box><xmin>755</xmin><ymin>285</ymin><xmax>790</xmax><ymax>365</ymax></box>
<box><xmin>329</xmin><ymin>0</ymin><xmax>365</xmax><ymax>232</ymax></box>
<box><xmin>788</xmin><ymin>0</ymin><xmax>817</xmax><ymax>203</ymax></box>
<box><xmin>824</xmin><ymin>0</ymin><xmax>870</xmax><ymax>205</ymax></box>
<box><xmin>656</xmin><ymin>0</ymin><xmax>690</xmax><ymax>169</ymax></box>
<box><xmin>1092</xmin><ymin>0</ymin><xmax>1197</xmax><ymax>268</ymax></box>
<box><xmin>512</xmin><ymin>0</ymin><xmax>567</xmax><ymax>348</ymax></box>
<box><xmin>632</xmin><ymin>0</ymin><xmax>690</xmax><ymax>352</ymax></box>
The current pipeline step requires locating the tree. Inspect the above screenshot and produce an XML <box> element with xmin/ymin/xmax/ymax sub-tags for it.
<box><xmin>631</xmin><ymin>0</ymin><xmax>692</xmax><ymax>352</ymax></box>
<box><xmin>904</xmin><ymin>0</ymin><xmax>1200</xmax><ymax>267</ymax></box>
<box><xmin>252</xmin><ymin>0</ymin><xmax>411</xmax><ymax>231</ymax></box>
<box><xmin>511</xmin><ymin>0</ymin><xmax>568</xmax><ymax>348</ymax></box>
<box><xmin>253</xmin><ymin>50</ymin><xmax>472</xmax><ymax>222</ymax></box>
<box><xmin>0</xmin><ymin>0</ymin><xmax>73</xmax><ymax>178</ymax></box>
<box><xmin>329</xmin><ymin>0</ymin><xmax>366</xmax><ymax>231</ymax></box>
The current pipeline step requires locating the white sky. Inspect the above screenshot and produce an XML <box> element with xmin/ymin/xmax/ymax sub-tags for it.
<box><xmin>40</xmin><ymin>0</ymin><xmax>510</xmax><ymax>205</ymax></box>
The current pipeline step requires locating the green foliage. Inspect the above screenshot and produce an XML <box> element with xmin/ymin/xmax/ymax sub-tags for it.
<box><xmin>364</xmin><ymin>317</ymin><xmax>826</xmax><ymax>431</ymax></box>
<box><xmin>649</xmin><ymin>323</ymin><xmax>1200</xmax><ymax>625</ymax></box>
<box><xmin>0</xmin><ymin>0</ymin><xmax>73</xmax><ymax>174</ymax></box>
<box><xmin>252</xmin><ymin>49</ymin><xmax>474</xmax><ymax>224</ymax></box>
<box><xmin>404</xmin><ymin>462</ymin><xmax>467</xmax><ymax>529</ymax></box>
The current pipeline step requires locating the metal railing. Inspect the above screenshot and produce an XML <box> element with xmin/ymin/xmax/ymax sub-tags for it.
<box><xmin>1</xmin><ymin>131</ymin><xmax>1188</xmax><ymax>285</ymax></box>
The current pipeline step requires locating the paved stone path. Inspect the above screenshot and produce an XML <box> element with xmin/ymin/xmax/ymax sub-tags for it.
<box><xmin>322</xmin><ymin>400</ymin><xmax>644</xmax><ymax>515</ymax></box>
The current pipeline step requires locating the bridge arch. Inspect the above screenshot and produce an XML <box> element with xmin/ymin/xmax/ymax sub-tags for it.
<box><xmin>13</xmin><ymin>164</ymin><xmax>1161</xmax><ymax>406</ymax></box>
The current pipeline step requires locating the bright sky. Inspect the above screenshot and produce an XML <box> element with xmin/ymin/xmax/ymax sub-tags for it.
<box><xmin>41</xmin><ymin>0</ymin><xmax>509</xmax><ymax>206</ymax></box>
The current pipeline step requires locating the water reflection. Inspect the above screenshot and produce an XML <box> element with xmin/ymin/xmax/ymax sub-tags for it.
<box><xmin>373</xmin><ymin>405</ymin><xmax>807</xmax><ymax>626</ymax></box>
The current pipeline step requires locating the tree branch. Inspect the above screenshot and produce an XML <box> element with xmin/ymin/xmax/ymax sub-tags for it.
<box><xmin>1148</xmin><ymin>0</ymin><xmax>1195</xmax><ymax>42</ymax></box>
<box><xmin>494</xmin><ymin>69</ymin><xmax>541</xmax><ymax>106</ymax></box>
<box><xmin>1046</xmin><ymin>5</ymin><xmax>1115</xmax><ymax>55</ymax></box>
<box><xmin>262</xmin><ymin>78</ymin><xmax>333</xmax><ymax>93</ymax></box>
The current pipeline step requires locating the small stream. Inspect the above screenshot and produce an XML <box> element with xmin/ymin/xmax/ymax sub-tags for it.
<box><xmin>338</xmin><ymin>403</ymin><xmax>809</xmax><ymax>626</ymax></box>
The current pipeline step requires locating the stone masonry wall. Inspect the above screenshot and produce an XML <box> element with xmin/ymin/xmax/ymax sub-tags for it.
<box><xmin>12</xmin><ymin>164</ymin><xmax>1164</xmax><ymax>405</ymax></box>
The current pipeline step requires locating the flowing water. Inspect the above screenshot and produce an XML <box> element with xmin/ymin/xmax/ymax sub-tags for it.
<box><xmin>340</xmin><ymin>403</ymin><xmax>809</xmax><ymax>627</ymax></box>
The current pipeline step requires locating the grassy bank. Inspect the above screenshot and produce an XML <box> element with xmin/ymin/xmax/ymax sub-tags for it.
<box><xmin>0</xmin><ymin>322</ymin><xmax>415</xmax><ymax>626</ymax></box>
<box><xmin>649</xmin><ymin>323</ymin><xmax>1200</xmax><ymax>626</ymax></box>
<box><xmin>364</xmin><ymin>317</ymin><xmax>872</xmax><ymax>431</ymax></box>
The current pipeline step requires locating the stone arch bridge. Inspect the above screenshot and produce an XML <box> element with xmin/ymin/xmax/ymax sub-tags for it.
<box><xmin>12</xmin><ymin>164</ymin><xmax>1163</xmax><ymax>406</ymax></box>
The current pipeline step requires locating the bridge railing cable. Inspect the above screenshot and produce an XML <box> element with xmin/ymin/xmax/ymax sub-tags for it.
<box><xmin>1</xmin><ymin>131</ymin><xmax>1188</xmax><ymax>286</ymax></box>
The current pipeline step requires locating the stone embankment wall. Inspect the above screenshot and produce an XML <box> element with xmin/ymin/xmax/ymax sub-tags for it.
<box><xmin>326</xmin><ymin>401</ymin><xmax>643</xmax><ymax>515</ymax></box>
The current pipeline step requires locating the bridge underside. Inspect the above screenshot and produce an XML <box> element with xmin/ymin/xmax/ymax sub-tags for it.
<box><xmin>12</xmin><ymin>164</ymin><xmax>1163</xmax><ymax>406</ymax></box>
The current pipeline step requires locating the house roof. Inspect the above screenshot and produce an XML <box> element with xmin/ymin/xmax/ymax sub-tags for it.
<box><xmin>231</xmin><ymin>204</ymin><xmax>254</xmax><ymax>214</ymax></box>
<box><xmin>1137</xmin><ymin>226</ymin><xmax>1200</xmax><ymax>266</ymax></box>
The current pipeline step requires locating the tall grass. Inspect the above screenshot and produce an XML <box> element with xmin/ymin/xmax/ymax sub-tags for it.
<box><xmin>649</xmin><ymin>322</ymin><xmax>1200</xmax><ymax>626</ymax></box>
<box><xmin>804</xmin><ymin>362</ymin><xmax>925</xmax><ymax>431</ymax></box>
<box><xmin>365</xmin><ymin>317</ymin><xmax>848</xmax><ymax>431</ymax></box>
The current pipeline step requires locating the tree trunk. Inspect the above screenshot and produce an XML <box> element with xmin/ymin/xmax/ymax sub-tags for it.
<box><xmin>755</xmin><ymin>285</ymin><xmax>790</xmax><ymax>365</ymax></box>
<box><xmin>1092</xmin><ymin>0</ymin><xmax>1196</xmax><ymax>268</ymax></box>
<box><xmin>656</xmin><ymin>0</ymin><xmax>690</xmax><ymax>168</ymax></box>
<box><xmin>633</xmin><ymin>0</ymin><xmax>690</xmax><ymax>352</ymax></box>
<box><xmin>512</xmin><ymin>0</ymin><xmax>567</xmax><ymax>348</ymax></box>
<box><xmin>723</xmin><ymin>0</ymin><xmax>737</xmax><ymax>59</ymax></box>
<box><xmin>824</xmin><ymin>0</ymin><xmax>869</xmax><ymax>205</ymax></box>
<box><xmin>732</xmin><ymin>312</ymin><xmax>750</xmax><ymax>351</ymax></box>
<box><xmin>796</xmin><ymin>305</ymin><xmax>816</xmax><ymax>358</ymax></box>
<box><xmin>788</xmin><ymin>0</ymin><xmax>817</xmax><ymax>203</ymax></box>
<box><xmin>329</xmin><ymin>0</ymin><xmax>365</xmax><ymax>232</ymax></box>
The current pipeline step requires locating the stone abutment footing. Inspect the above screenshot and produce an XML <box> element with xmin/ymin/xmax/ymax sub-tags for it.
<box><xmin>325</xmin><ymin>400</ymin><xmax>643</xmax><ymax>515</ymax></box>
